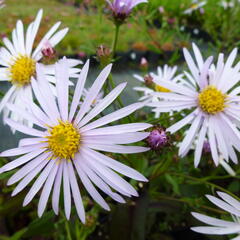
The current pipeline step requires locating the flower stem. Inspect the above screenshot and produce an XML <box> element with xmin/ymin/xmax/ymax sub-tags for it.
<box><xmin>112</xmin><ymin>23</ymin><xmax>120</xmax><ymax>58</ymax></box>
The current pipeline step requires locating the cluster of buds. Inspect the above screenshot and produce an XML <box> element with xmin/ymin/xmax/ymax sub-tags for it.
<box><xmin>107</xmin><ymin>0</ymin><xmax>148</xmax><ymax>25</ymax></box>
<box><xmin>146</xmin><ymin>126</ymin><xmax>171</xmax><ymax>151</ymax></box>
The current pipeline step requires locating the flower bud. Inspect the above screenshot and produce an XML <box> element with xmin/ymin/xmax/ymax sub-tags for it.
<box><xmin>147</xmin><ymin>126</ymin><xmax>170</xmax><ymax>150</ymax></box>
<box><xmin>41</xmin><ymin>40</ymin><xmax>56</xmax><ymax>59</ymax></box>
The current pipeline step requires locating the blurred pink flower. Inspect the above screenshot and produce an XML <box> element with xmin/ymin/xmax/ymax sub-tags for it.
<box><xmin>107</xmin><ymin>0</ymin><xmax>148</xmax><ymax>22</ymax></box>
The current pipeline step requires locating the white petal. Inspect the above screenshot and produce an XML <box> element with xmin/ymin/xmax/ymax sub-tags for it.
<box><xmin>75</xmin><ymin>64</ymin><xmax>112</xmax><ymax>124</ymax></box>
<box><xmin>69</xmin><ymin>60</ymin><xmax>89</xmax><ymax>121</ymax></box>
<box><xmin>38</xmin><ymin>163</ymin><xmax>58</xmax><ymax>217</ymax></box>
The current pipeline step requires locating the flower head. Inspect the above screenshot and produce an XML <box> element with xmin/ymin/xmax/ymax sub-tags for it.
<box><xmin>148</xmin><ymin>43</ymin><xmax>240</xmax><ymax>167</ymax></box>
<box><xmin>192</xmin><ymin>192</ymin><xmax>240</xmax><ymax>239</ymax></box>
<box><xmin>0</xmin><ymin>9</ymin><xmax>82</xmax><ymax>129</ymax></box>
<box><xmin>107</xmin><ymin>0</ymin><xmax>148</xmax><ymax>24</ymax></box>
<box><xmin>0</xmin><ymin>58</ymin><xmax>150</xmax><ymax>222</ymax></box>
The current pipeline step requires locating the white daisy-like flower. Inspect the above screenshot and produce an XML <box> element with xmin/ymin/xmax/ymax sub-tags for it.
<box><xmin>133</xmin><ymin>65</ymin><xmax>184</xmax><ymax>118</ymax></box>
<box><xmin>0</xmin><ymin>9</ymin><xmax>82</xmax><ymax>128</ymax></box>
<box><xmin>0</xmin><ymin>58</ymin><xmax>150</xmax><ymax>222</ymax></box>
<box><xmin>183</xmin><ymin>0</ymin><xmax>206</xmax><ymax>15</ymax></box>
<box><xmin>148</xmin><ymin>43</ymin><xmax>240</xmax><ymax>167</ymax></box>
<box><xmin>220</xmin><ymin>0</ymin><xmax>235</xmax><ymax>9</ymax></box>
<box><xmin>192</xmin><ymin>192</ymin><xmax>240</xmax><ymax>239</ymax></box>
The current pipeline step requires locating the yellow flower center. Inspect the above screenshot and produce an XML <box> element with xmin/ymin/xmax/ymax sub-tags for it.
<box><xmin>9</xmin><ymin>55</ymin><xmax>36</xmax><ymax>87</ymax></box>
<box><xmin>155</xmin><ymin>84</ymin><xmax>171</xmax><ymax>92</ymax></box>
<box><xmin>191</xmin><ymin>3</ymin><xmax>198</xmax><ymax>9</ymax></box>
<box><xmin>46</xmin><ymin>121</ymin><xmax>80</xmax><ymax>160</ymax></box>
<box><xmin>198</xmin><ymin>86</ymin><xmax>226</xmax><ymax>114</ymax></box>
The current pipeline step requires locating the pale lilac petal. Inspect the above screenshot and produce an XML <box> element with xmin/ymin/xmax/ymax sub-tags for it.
<box><xmin>0</xmin><ymin>143</ymin><xmax>45</xmax><ymax>157</ymax></box>
<box><xmin>63</xmin><ymin>160</ymin><xmax>71</xmax><ymax>219</ymax></box>
<box><xmin>23</xmin><ymin>159</ymin><xmax>55</xmax><ymax>206</ymax></box>
<box><xmin>32</xmin><ymin>21</ymin><xmax>61</xmax><ymax>58</ymax></box>
<box><xmin>80</xmin><ymin>163</ymin><xmax>125</xmax><ymax>203</ymax></box>
<box><xmin>179</xmin><ymin>112</ymin><xmax>203</xmax><ymax>157</ymax></box>
<box><xmin>192</xmin><ymin>212</ymin><xmax>238</xmax><ymax>227</ymax></box>
<box><xmin>38</xmin><ymin>163</ymin><xmax>58</xmax><ymax>217</ymax></box>
<box><xmin>1</xmin><ymin>148</ymin><xmax>46</xmax><ymax>172</ymax></box>
<box><xmin>78</xmin><ymin>82</ymin><xmax>127</xmax><ymax>127</ymax></box>
<box><xmin>75</xmin><ymin>64</ymin><xmax>112</xmax><ymax>124</ymax></box>
<box><xmin>55</xmin><ymin>58</ymin><xmax>69</xmax><ymax>121</ymax></box>
<box><xmin>27</xmin><ymin>9</ymin><xmax>43</xmax><ymax>56</ymax></box>
<box><xmin>206</xmin><ymin>195</ymin><xmax>240</xmax><ymax>217</ymax></box>
<box><xmin>52</xmin><ymin>162</ymin><xmax>63</xmax><ymax>215</ymax></box>
<box><xmin>74</xmin><ymin>159</ymin><xmax>110</xmax><ymax>211</ymax></box>
<box><xmin>12</xmin><ymin>157</ymin><xmax>50</xmax><ymax>196</ymax></box>
<box><xmin>191</xmin><ymin>226</ymin><xmax>240</xmax><ymax>235</ymax></box>
<box><xmin>82</xmin><ymin>148</ymin><xmax>147</xmax><ymax>181</ymax></box>
<box><xmin>194</xmin><ymin>119</ymin><xmax>207</xmax><ymax>167</ymax></box>
<box><xmin>83</xmin><ymin>123</ymin><xmax>152</xmax><ymax>136</ymax></box>
<box><xmin>0</xmin><ymin>86</ymin><xmax>16</xmax><ymax>113</ymax></box>
<box><xmin>217</xmin><ymin>192</ymin><xmax>240</xmax><ymax>211</ymax></box>
<box><xmin>67</xmin><ymin>161</ymin><xmax>86</xmax><ymax>222</ymax></box>
<box><xmin>80</xmin><ymin>102</ymin><xmax>144</xmax><ymax>132</ymax></box>
<box><xmin>82</xmin><ymin>151</ymin><xmax>138</xmax><ymax>197</ymax></box>
<box><xmin>19</xmin><ymin>138</ymin><xmax>46</xmax><ymax>147</ymax></box>
<box><xmin>167</xmin><ymin>109</ymin><xmax>198</xmax><ymax>133</ymax></box>
<box><xmin>69</xmin><ymin>60</ymin><xmax>89</xmax><ymax>121</ymax></box>
<box><xmin>4</xmin><ymin>118</ymin><xmax>45</xmax><ymax>137</ymax></box>
<box><xmin>16</xmin><ymin>20</ymin><xmax>25</xmax><ymax>54</ymax></box>
<box><xmin>7</xmin><ymin>152</ymin><xmax>51</xmax><ymax>185</ymax></box>
<box><xmin>87</xmin><ymin>143</ymin><xmax>149</xmax><ymax>154</ymax></box>
<box><xmin>83</xmin><ymin>132</ymin><xmax>149</xmax><ymax>145</ymax></box>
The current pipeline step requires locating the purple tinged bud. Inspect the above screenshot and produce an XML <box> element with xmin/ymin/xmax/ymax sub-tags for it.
<box><xmin>107</xmin><ymin>0</ymin><xmax>148</xmax><ymax>25</ymax></box>
<box><xmin>41</xmin><ymin>40</ymin><xmax>56</xmax><ymax>59</ymax></box>
<box><xmin>203</xmin><ymin>140</ymin><xmax>211</xmax><ymax>153</ymax></box>
<box><xmin>147</xmin><ymin>127</ymin><xmax>170</xmax><ymax>150</ymax></box>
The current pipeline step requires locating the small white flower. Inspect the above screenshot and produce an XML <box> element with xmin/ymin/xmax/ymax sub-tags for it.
<box><xmin>183</xmin><ymin>0</ymin><xmax>206</xmax><ymax>15</ymax></box>
<box><xmin>0</xmin><ymin>58</ymin><xmax>150</xmax><ymax>221</ymax></box>
<box><xmin>133</xmin><ymin>65</ymin><xmax>186</xmax><ymax>118</ymax></box>
<box><xmin>192</xmin><ymin>192</ymin><xmax>240</xmax><ymax>239</ymax></box>
<box><xmin>148</xmin><ymin>43</ymin><xmax>240</xmax><ymax>167</ymax></box>
<box><xmin>0</xmin><ymin>9</ymin><xmax>82</xmax><ymax>129</ymax></box>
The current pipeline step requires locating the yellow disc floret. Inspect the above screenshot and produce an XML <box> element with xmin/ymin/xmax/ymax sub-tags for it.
<box><xmin>46</xmin><ymin>121</ymin><xmax>80</xmax><ymax>160</ymax></box>
<box><xmin>9</xmin><ymin>55</ymin><xmax>36</xmax><ymax>87</ymax></box>
<box><xmin>154</xmin><ymin>84</ymin><xmax>171</xmax><ymax>92</ymax></box>
<box><xmin>198</xmin><ymin>85</ymin><xmax>226</xmax><ymax>114</ymax></box>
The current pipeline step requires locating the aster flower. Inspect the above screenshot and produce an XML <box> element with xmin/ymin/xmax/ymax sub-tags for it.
<box><xmin>0</xmin><ymin>9</ymin><xmax>81</xmax><ymax>128</ymax></box>
<box><xmin>133</xmin><ymin>65</ymin><xmax>185</xmax><ymax>118</ymax></box>
<box><xmin>192</xmin><ymin>192</ymin><xmax>240</xmax><ymax>239</ymax></box>
<box><xmin>0</xmin><ymin>58</ymin><xmax>150</xmax><ymax>222</ymax></box>
<box><xmin>148</xmin><ymin>43</ymin><xmax>240</xmax><ymax>167</ymax></box>
<box><xmin>183</xmin><ymin>0</ymin><xmax>206</xmax><ymax>15</ymax></box>
<box><xmin>107</xmin><ymin>0</ymin><xmax>148</xmax><ymax>24</ymax></box>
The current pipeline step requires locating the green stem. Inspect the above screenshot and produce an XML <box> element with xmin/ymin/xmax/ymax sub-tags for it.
<box><xmin>170</xmin><ymin>172</ymin><xmax>240</xmax><ymax>202</ymax></box>
<box><xmin>112</xmin><ymin>24</ymin><xmax>120</xmax><ymax>58</ymax></box>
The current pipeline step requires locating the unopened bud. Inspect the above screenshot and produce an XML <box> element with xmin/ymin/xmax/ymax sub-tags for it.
<box><xmin>140</xmin><ymin>57</ymin><xmax>148</xmax><ymax>70</ymax></box>
<box><xmin>147</xmin><ymin>126</ymin><xmax>170</xmax><ymax>151</ymax></box>
<box><xmin>41</xmin><ymin>40</ymin><xmax>56</xmax><ymax>59</ymax></box>
<box><xmin>96</xmin><ymin>45</ymin><xmax>112</xmax><ymax>66</ymax></box>
<box><xmin>144</xmin><ymin>74</ymin><xmax>153</xmax><ymax>87</ymax></box>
